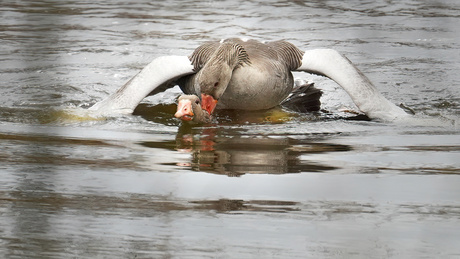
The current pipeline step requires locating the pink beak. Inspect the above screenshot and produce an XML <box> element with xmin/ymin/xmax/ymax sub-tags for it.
<box><xmin>175</xmin><ymin>99</ymin><xmax>193</xmax><ymax>121</ymax></box>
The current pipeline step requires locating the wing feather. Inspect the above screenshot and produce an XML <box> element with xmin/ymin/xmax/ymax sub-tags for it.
<box><xmin>295</xmin><ymin>49</ymin><xmax>408</xmax><ymax>121</ymax></box>
<box><xmin>89</xmin><ymin>56</ymin><xmax>194</xmax><ymax>114</ymax></box>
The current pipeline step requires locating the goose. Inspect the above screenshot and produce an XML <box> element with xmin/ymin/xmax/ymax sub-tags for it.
<box><xmin>175</xmin><ymin>94</ymin><xmax>212</xmax><ymax>123</ymax></box>
<box><xmin>89</xmin><ymin>38</ymin><xmax>409</xmax><ymax>122</ymax></box>
<box><xmin>175</xmin><ymin>80</ymin><xmax>322</xmax><ymax>124</ymax></box>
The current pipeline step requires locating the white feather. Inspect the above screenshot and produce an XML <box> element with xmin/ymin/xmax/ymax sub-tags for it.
<box><xmin>90</xmin><ymin>56</ymin><xmax>194</xmax><ymax>115</ymax></box>
<box><xmin>297</xmin><ymin>49</ymin><xmax>409</xmax><ymax>121</ymax></box>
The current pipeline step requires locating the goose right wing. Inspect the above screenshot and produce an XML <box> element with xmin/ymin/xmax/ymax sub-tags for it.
<box><xmin>90</xmin><ymin>55</ymin><xmax>195</xmax><ymax>115</ymax></box>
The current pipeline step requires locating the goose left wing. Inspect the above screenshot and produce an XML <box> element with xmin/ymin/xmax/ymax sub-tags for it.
<box><xmin>294</xmin><ymin>49</ymin><xmax>409</xmax><ymax>121</ymax></box>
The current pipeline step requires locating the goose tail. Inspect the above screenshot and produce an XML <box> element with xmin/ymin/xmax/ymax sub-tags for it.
<box><xmin>281</xmin><ymin>79</ymin><xmax>322</xmax><ymax>112</ymax></box>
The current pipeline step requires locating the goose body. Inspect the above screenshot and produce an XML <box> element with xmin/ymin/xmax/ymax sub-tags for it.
<box><xmin>90</xmin><ymin>38</ymin><xmax>409</xmax><ymax>122</ymax></box>
<box><xmin>178</xmin><ymin>39</ymin><xmax>301</xmax><ymax>111</ymax></box>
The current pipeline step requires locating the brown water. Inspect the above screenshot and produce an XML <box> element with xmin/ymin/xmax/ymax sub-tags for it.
<box><xmin>1</xmin><ymin>0</ymin><xmax>460</xmax><ymax>258</ymax></box>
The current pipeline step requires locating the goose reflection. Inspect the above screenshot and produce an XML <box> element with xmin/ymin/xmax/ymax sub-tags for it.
<box><xmin>175</xmin><ymin>127</ymin><xmax>350</xmax><ymax>176</ymax></box>
<box><xmin>135</xmin><ymin>105</ymin><xmax>352</xmax><ymax>176</ymax></box>
<box><xmin>178</xmin><ymin>128</ymin><xmax>298</xmax><ymax>176</ymax></box>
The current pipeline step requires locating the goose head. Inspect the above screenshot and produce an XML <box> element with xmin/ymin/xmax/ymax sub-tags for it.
<box><xmin>196</xmin><ymin>61</ymin><xmax>232</xmax><ymax>115</ymax></box>
<box><xmin>196</xmin><ymin>42</ymin><xmax>250</xmax><ymax>115</ymax></box>
<box><xmin>174</xmin><ymin>94</ymin><xmax>212</xmax><ymax>124</ymax></box>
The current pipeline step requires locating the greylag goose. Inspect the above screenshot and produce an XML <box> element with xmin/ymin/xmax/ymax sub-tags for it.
<box><xmin>175</xmin><ymin>80</ymin><xmax>321</xmax><ymax>124</ymax></box>
<box><xmin>174</xmin><ymin>94</ymin><xmax>212</xmax><ymax>123</ymax></box>
<box><xmin>89</xmin><ymin>38</ymin><xmax>409</xmax><ymax>122</ymax></box>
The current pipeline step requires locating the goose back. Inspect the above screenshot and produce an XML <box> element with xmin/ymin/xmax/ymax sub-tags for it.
<box><xmin>178</xmin><ymin>39</ymin><xmax>305</xmax><ymax>110</ymax></box>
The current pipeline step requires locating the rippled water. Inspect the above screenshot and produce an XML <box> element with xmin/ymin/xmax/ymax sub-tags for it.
<box><xmin>1</xmin><ymin>0</ymin><xmax>460</xmax><ymax>258</ymax></box>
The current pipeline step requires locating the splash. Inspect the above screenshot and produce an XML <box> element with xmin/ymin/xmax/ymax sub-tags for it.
<box><xmin>40</xmin><ymin>107</ymin><xmax>107</xmax><ymax>124</ymax></box>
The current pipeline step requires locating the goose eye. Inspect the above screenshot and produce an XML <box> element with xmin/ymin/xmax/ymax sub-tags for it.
<box><xmin>213</xmin><ymin>82</ymin><xmax>219</xmax><ymax>88</ymax></box>
<box><xmin>195</xmin><ymin>99</ymin><xmax>200</xmax><ymax>105</ymax></box>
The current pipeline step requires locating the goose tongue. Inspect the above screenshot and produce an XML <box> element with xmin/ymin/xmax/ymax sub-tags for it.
<box><xmin>201</xmin><ymin>94</ymin><xmax>218</xmax><ymax>115</ymax></box>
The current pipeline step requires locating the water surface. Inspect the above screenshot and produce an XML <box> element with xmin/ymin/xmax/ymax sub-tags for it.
<box><xmin>1</xmin><ymin>0</ymin><xmax>460</xmax><ymax>258</ymax></box>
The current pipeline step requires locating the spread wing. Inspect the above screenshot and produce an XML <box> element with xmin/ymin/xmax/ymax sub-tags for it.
<box><xmin>89</xmin><ymin>56</ymin><xmax>195</xmax><ymax>115</ymax></box>
<box><xmin>294</xmin><ymin>49</ymin><xmax>409</xmax><ymax>121</ymax></box>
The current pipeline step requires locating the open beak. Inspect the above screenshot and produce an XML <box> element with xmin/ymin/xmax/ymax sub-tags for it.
<box><xmin>174</xmin><ymin>99</ymin><xmax>194</xmax><ymax>121</ymax></box>
<box><xmin>201</xmin><ymin>94</ymin><xmax>218</xmax><ymax>115</ymax></box>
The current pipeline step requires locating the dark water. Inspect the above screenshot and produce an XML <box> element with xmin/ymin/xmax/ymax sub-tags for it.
<box><xmin>1</xmin><ymin>0</ymin><xmax>460</xmax><ymax>258</ymax></box>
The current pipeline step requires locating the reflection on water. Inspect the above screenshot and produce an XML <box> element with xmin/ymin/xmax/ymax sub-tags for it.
<box><xmin>140</xmin><ymin>126</ymin><xmax>347</xmax><ymax>176</ymax></box>
<box><xmin>1</xmin><ymin>0</ymin><xmax>460</xmax><ymax>258</ymax></box>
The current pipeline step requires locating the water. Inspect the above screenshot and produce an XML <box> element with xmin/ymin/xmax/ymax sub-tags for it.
<box><xmin>1</xmin><ymin>0</ymin><xmax>460</xmax><ymax>258</ymax></box>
